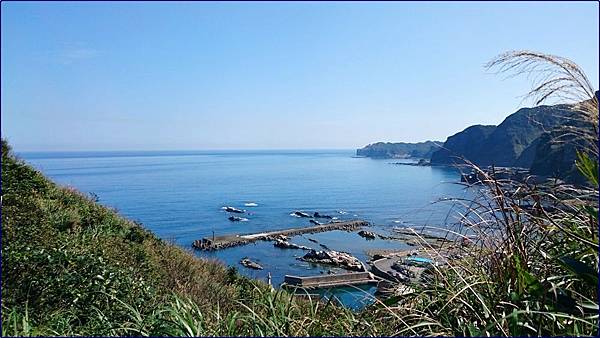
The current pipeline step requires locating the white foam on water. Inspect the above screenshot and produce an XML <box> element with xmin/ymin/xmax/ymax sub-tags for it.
<box><xmin>244</xmin><ymin>202</ymin><xmax>258</xmax><ymax>207</ymax></box>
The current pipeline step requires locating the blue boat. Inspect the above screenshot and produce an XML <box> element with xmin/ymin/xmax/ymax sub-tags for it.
<box><xmin>404</xmin><ymin>256</ymin><xmax>433</xmax><ymax>267</ymax></box>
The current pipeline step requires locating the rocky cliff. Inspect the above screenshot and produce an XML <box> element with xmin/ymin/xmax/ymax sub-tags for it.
<box><xmin>430</xmin><ymin>104</ymin><xmax>575</xmax><ymax>167</ymax></box>
<box><xmin>429</xmin><ymin>125</ymin><xmax>496</xmax><ymax>165</ymax></box>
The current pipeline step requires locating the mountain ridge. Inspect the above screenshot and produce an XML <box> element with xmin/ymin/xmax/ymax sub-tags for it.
<box><xmin>431</xmin><ymin>104</ymin><xmax>577</xmax><ymax>169</ymax></box>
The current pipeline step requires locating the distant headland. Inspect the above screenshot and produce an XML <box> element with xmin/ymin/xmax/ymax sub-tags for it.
<box><xmin>357</xmin><ymin>95</ymin><xmax>598</xmax><ymax>185</ymax></box>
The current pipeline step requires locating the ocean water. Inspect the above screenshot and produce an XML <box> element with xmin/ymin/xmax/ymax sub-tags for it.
<box><xmin>20</xmin><ymin>150</ymin><xmax>471</xmax><ymax>309</ymax></box>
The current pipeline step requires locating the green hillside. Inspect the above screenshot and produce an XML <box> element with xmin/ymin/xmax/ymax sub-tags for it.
<box><xmin>356</xmin><ymin>141</ymin><xmax>443</xmax><ymax>159</ymax></box>
<box><xmin>430</xmin><ymin>104</ymin><xmax>574</xmax><ymax>168</ymax></box>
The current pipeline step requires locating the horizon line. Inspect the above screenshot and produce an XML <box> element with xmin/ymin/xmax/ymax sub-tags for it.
<box><xmin>15</xmin><ymin>147</ymin><xmax>362</xmax><ymax>154</ymax></box>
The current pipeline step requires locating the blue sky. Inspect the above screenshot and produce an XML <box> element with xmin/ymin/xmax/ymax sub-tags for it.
<box><xmin>1</xmin><ymin>1</ymin><xmax>598</xmax><ymax>151</ymax></box>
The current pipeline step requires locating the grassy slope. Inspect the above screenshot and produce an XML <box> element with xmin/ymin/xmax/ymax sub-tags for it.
<box><xmin>0</xmin><ymin>141</ymin><xmax>364</xmax><ymax>336</ymax></box>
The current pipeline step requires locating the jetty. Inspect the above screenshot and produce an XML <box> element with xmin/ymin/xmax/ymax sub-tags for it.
<box><xmin>193</xmin><ymin>220</ymin><xmax>369</xmax><ymax>251</ymax></box>
<box><xmin>281</xmin><ymin>271</ymin><xmax>378</xmax><ymax>289</ymax></box>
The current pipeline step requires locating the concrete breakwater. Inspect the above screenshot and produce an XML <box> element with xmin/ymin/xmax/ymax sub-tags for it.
<box><xmin>282</xmin><ymin>271</ymin><xmax>377</xmax><ymax>289</ymax></box>
<box><xmin>192</xmin><ymin>220</ymin><xmax>370</xmax><ymax>251</ymax></box>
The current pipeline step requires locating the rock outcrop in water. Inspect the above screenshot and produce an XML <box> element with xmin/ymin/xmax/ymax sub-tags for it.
<box><xmin>292</xmin><ymin>211</ymin><xmax>312</xmax><ymax>218</ymax></box>
<box><xmin>358</xmin><ymin>230</ymin><xmax>376</xmax><ymax>239</ymax></box>
<box><xmin>274</xmin><ymin>239</ymin><xmax>311</xmax><ymax>250</ymax></box>
<box><xmin>240</xmin><ymin>258</ymin><xmax>263</xmax><ymax>270</ymax></box>
<box><xmin>313</xmin><ymin>212</ymin><xmax>333</xmax><ymax>219</ymax></box>
<box><xmin>266</xmin><ymin>234</ymin><xmax>289</xmax><ymax>241</ymax></box>
<box><xmin>300</xmin><ymin>249</ymin><xmax>364</xmax><ymax>271</ymax></box>
<box><xmin>357</xmin><ymin>141</ymin><xmax>442</xmax><ymax>159</ymax></box>
<box><xmin>223</xmin><ymin>206</ymin><xmax>245</xmax><ymax>214</ymax></box>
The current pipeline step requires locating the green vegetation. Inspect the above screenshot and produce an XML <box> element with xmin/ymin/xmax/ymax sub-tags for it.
<box><xmin>429</xmin><ymin>104</ymin><xmax>575</xmax><ymax>168</ymax></box>
<box><xmin>0</xmin><ymin>140</ymin><xmax>363</xmax><ymax>336</ymax></box>
<box><xmin>356</xmin><ymin>141</ymin><xmax>443</xmax><ymax>159</ymax></box>
<box><xmin>2</xmin><ymin>51</ymin><xmax>598</xmax><ymax>336</ymax></box>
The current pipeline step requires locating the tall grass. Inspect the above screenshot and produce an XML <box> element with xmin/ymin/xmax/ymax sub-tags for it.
<box><xmin>351</xmin><ymin>51</ymin><xmax>599</xmax><ymax>336</ymax></box>
<box><xmin>374</xmin><ymin>51</ymin><xmax>600</xmax><ymax>336</ymax></box>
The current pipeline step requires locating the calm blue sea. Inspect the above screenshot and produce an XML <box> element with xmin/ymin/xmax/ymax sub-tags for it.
<box><xmin>20</xmin><ymin>149</ymin><xmax>471</xmax><ymax>309</ymax></box>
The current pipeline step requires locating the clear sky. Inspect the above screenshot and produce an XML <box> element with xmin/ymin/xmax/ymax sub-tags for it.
<box><xmin>1</xmin><ymin>1</ymin><xmax>598</xmax><ymax>151</ymax></box>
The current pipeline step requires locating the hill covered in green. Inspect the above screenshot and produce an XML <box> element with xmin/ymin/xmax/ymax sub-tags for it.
<box><xmin>0</xmin><ymin>140</ymin><xmax>360</xmax><ymax>336</ymax></box>
<box><xmin>356</xmin><ymin>141</ymin><xmax>442</xmax><ymax>159</ymax></box>
<box><xmin>430</xmin><ymin>104</ymin><xmax>575</xmax><ymax>168</ymax></box>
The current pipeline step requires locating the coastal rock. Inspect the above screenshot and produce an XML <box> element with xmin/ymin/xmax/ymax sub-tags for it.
<box><xmin>274</xmin><ymin>239</ymin><xmax>311</xmax><ymax>250</ymax></box>
<box><xmin>222</xmin><ymin>206</ymin><xmax>245</xmax><ymax>214</ymax></box>
<box><xmin>389</xmin><ymin>264</ymin><xmax>412</xmax><ymax>282</ymax></box>
<box><xmin>319</xmin><ymin>243</ymin><xmax>331</xmax><ymax>251</ymax></box>
<box><xmin>228</xmin><ymin>216</ymin><xmax>248</xmax><ymax>222</ymax></box>
<box><xmin>192</xmin><ymin>239</ymin><xmax>204</xmax><ymax>250</ymax></box>
<box><xmin>391</xmin><ymin>261</ymin><xmax>416</xmax><ymax>277</ymax></box>
<box><xmin>313</xmin><ymin>212</ymin><xmax>333</xmax><ymax>219</ymax></box>
<box><xmin>391</xmin><ymin>158</ymin><xmax>431</xmax><ymax>166</ymax></box>
<box><xmin>292</xmin><ymin>211</ymin><xmax>312</xmax><ymax>218</ymax></box>
<box><xmin>358</xmin><ymin>230</ymin><xmax>376</xmax><ymax>239</ymax></box>
<box><xmin>300</xmin><ymin>249</ymin><xmax>364</xmax><ymax>272</ymax></box>
<box><xmin>309</xmin><ymin>219</ymin><xmax>322</xmax><ymax>225</ymax></box>
<box><xmin>240</xmin><ymin>258</ymin><xmax>263</xmax><ymax>270</ymax></box>
<box><xmin>266</xmin><ymin>234</ymin><xmax>289</xmax><ymax>241</ymax></box>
